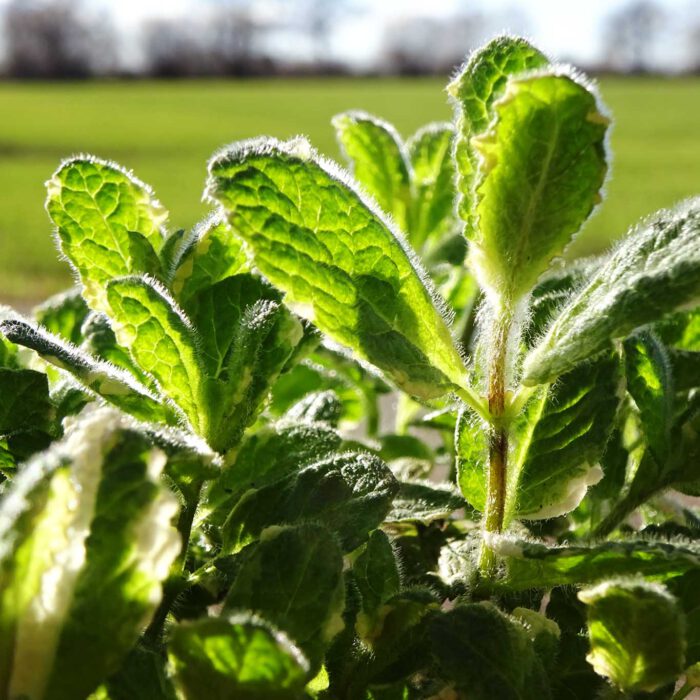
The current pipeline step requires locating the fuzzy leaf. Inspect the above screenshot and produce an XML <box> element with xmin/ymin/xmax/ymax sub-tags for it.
<box><xmin>455</xmin><ymin>409</ymin><xmax>489</xmax><ymax>511</ymax></box>
<box><xmin>430</xmin><ymin>604</ymin><xmax>551</xmax><ymax>699</ymax></box>
<box><xmin>284</xmin><ymin>390</ymin><xmax>343</xmax><ymax>426</ymax></box>
<box><xmin>80</xmin><ymin>312</ymin><xmax>154</xmax><ymax>386</ymax></box>
<box><xmin>510</xmin><ymin>353</ymin><xmax>621</xmax><ymax>520</ymax></box>
<box><xmin>668</xmin><ymin>571</ymin><xmax>700</xmax><ymax>667</ymax></box>
<box><xmin>333</xmin><ymin>111</ymin><xmax>411</xmax><ymax>231</ymax></box>
<box><xmin>106</xmin><ymin>275</ymin><xmax>207</xmax><ymax>434</ymax></box>
<box><xmin>511</xmin><ymin>608</ymin><xmax>561</xmax><ymax>675</ymax></box>
<box><xmin>598</xmin><ymin>402</ymin><xmax>700</xmax><ymax>536</ymax></box>
<box><xmin>0</xmin><ymin>368</ymin><xmax>52</xmax><ymax>436</ymax></box>
<box><xmin>181</xmin><ymin>273</ymin><xmax>280</xmax><ymax>380</ymax></box>
<box><xmin>353</xmin><ymin>530</ymin><xmax>401</xmax><ymax>621</ymax></box>
<box><xmin>205</xmin><ymin>298</ymin><xmax>303</xmax><ymax>453</ymax></box>
<box><xmin>667</xmin><ymin>348</ymin><xmax>700</xmax><ymax>391</ymax></box>
<box><xmin>0</xmin><ymin>408</ymin><xmax>181</xmax><ymax>700</ymax></box>
<box><xmin>406</xmin><ymin>122</ymin><xmax>456</xmax><ymax>249</ymax></box>
<box><xmin>168</xmin><ymin>614</ymin><xmax>309</xmax><ymax>700</ymax></box>
<box><xmin>34</xmin><ymin>287</ymin><xmax>89</xmax><ymax>345</ymax></box>
<box><xmin>205</xmin><ymin>136</ymin><xmax>469</xmax><ymax>401</ymax></box>
<box><xmin>222</xmin><ymin>451</ymin><xmax>398</xmax><ymax>553</ymax></box>
<box><xmin>523</xmin><ymin>258</ymin><xmax>599</xmax><ymax>348</ymax></box>
<box><xmin>170</xmin><ymin>213</ymin><xmax>249</xmax><ymax>302</ymax></box>
<box><xmin>449</xmin><ymin>35</ymin><xmax>548</xmax><ymax>237</ymax></box>
<box><xmin>46</xmin><ymin>157</ymin><xmax>167</xmax><ymax>311</ymax></box>
<box><xmin>489</xmin><ymin>536</ymin><xmax>700</xmax><ymax>590</ymax></box>
<box><xmin>202</xmin><ymin>420</ymin><xmax>341</xmax><ymax>530</ymax></box>
<box><xmin>579</xmin><ymin>580</ymin><xmax>686</xmax><ymax>693</ymax></box>
<box><xmin>386</xmin><ymin>480</ymin><xmax>465</xmax><ymax>523</ymax></box>
<box><xmin>467</xmin><ymin>71</ymin><xmax>608</xmax><ymax>299</ymax></box>
<box><xmin>624</xmin><ymin>332</ymin><xmax>674</xmax><ymax>466</ymax></box>
<box><xmin>546</xmin><ymin>588</ymin><xmax>604</xmax><ymax>699</ymax></box>
<box><xmin>0</xmin><ymin>318</ymin><xmax>173</xmax><ymax>424</ymax></box>
<box><xmin>223</xmin><ymin>523</ymin><xmax>345</xmax><ymax>669</ymax></box>
<box><xmin>524</xmin><ymin>199</ymin><xmax>700</xmax><ymax>384</ymax></box>
<box><xmin>100</xmin><ymin>644</ymin><xmax>177</xmax><ymax>700</ymax></box>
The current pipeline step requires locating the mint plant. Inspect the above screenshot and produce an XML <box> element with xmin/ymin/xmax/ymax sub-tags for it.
<box><xmin>0</xmin><ymin>34</ymin><xmax>699</xmax><ymax>700</ymax></box>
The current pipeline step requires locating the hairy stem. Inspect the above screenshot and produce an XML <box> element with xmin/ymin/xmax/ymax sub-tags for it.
<box><xmin>480</xmin><ymin>304</ymin><xmax>513</xmax><ymax>574</ymax></box>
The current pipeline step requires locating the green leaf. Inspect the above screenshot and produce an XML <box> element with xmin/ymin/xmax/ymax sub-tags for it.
<box><xmin>333</xmin><ymin>111</ymin><xmax>411</xmax><ymax>231</ymax></box>
<box><xmin>546</xmin><ymin>587</ymin><xmax>604</xmax><ymax>699</ymax></box>
<box><xmin>579</xmin><ymin>579</ymin><xmax>686</xmax><ymax>693</ymax></box>
<box><xmin>201</xmin><ymin>419</ymin><xmax>341</xmax><ymax>531</ymax></box>
<box><xmin>180</xmin><ymin>273</ymin><xmax>280</xmax><ymax>380</ymax></box>
<box><xmin>456</xmin><ymin>408</ymin><xmax>489</xmax><ymax>511</ymax></box>
<box><xmin>406</xmin><ymin>122</ymin><xmax>456</xmax><ymax>250</ymax></box>
<box><xmin>385</xmin><ymin>480</ymin><xmax>465</xmax><ymax>523</ymax></box>
<box><xmin>46</xmin><ymin>157</ymin><xmax>167</xmax><ymax>311</ymax></box>
<box><xmin>510</xmin><ymin>608</ymin><xmax>561</xmax><ymax>675</ymax></box>
<box><xmin>655</xmin><ymin>307</ymin><xmax>700</xmax><ymax>351</ymax></box>
<box><xmin>466</xmin><ymin>70</ymin><xmax>609</xmax><ymax>299</ymax></box>
<box><xmin>0</xmin><ymin>317</ymin><xmax>174</xmax><ymax>424</ymax></box>
<box><xmin>524</xmin><ymin>199</ymin><xmax>700</xmax><ymax>384</ymax></box>
<box><xmin>206</xmin><ymin>297</ymin><xmax>303</xmax><ymax>453</ymax></box>
<box><xmin>523</xmin><ymin>258</ymin><xmax>599</xmax><ymax>349</ymax></box>
<box><xmin>509</xmin><ymin>353</ymin><xmax>621</xmax><ymax>520</ymax></box>
<box><xmin>0</xmin><ymin>407</ymin><xmax>181</xmax><ymax>700</ymax></box>
<box><xmin>205</xmin><ymin>136</ymin><xmax>470</xmax><ymax>402</ymax></box>
<box><xmin>170</xmin><ymin>212</ymin><xmax>249</xmax><ymax>302</ymax></box>
<box><xmin>597</xmin><ymin>338</ymin><xmax>700</xmax><ymax>534</ymax></box>
<box><xmin>34</xmin><ymin>287</ymin><xmax>89</xmax><ymax>345</ymax></box>
<box><xmin>0</xmin><ymin>431</ymin><xmax>53</xmax><ymax>482</ymax></box>
<box><xmin>158</xmin><ymin>228</ymin><xmax>188</xmax><ymax>280</ymax></box>
<box><xmin>353</xmin><ymin>530</ymin><xmax>401</xmax><ymax>625</ymax></box>
<box><xmin>448</xmin><ymin>36</ymin><xmax>548</xmax><ymax>236</ymax></box>
<box><xmin>668</xmin><ymin>570</ymin><xmax>700</xmax><ymax>667</ymax></box>
<box><xmin>80</xmin><ymin>311</ymin><xmax>155</xmax><ymax>386</ymax></box>
<box><xmin>624</xmin><ymin>332</ymin><xmax>673</xmax><ymax>466</ymax></box>
<box><xmin>285</xmin><ymin>390</ymin><xmax>343</xmax><ymax>426</ymax></box>
<box><xmin>0</xmin><ymin>368</ymin><xmax>52</xmax><ymax>436</ymax></box>
<box><xmin>223</xmin><ymin>523</ymin><xmax>346</xmax><ymax>669</ymax></box>
<box><xmin>101</xmin><ymin>644</ymin><xmax>177</xmax><ymax>700</ymax></box>
<box><xmin>489</xmin><ymin>536</ymin><xmax>700</xmax><ymax>590</ymax></box>
<box><xmin>222</xmin><ymin>451</ymin><xmax>398</xmax><ymax>553</ymax></box>
<box><xmin>667</xmin><ymin>347</ymin><xmax>700</xmax><ymax>391</ymax></box>
<box><xmin>429</xmin><ymin>604</ymin><xmax>551</xmax><ymax>699</ymax></box>
<box><xmin>106</xmin><ymin>275</ymin><xmax>207</xmax><ymax>435</ymax></box>
<box><xmin>168</xmin><ymin>614</ymin><xmax>309</xmax><ymax>700</ymax></box>
<box><xmin>361</xmin><ymin>589</ymin><xmax>438</xmax><ymax>682</ymax></box>
<box><xmin>145</xmin><ymin>423</ymin><xmax>219</xmax><ymax>509</ymax></box>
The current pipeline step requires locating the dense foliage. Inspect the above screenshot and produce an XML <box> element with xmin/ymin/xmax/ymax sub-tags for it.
<box><xmin>0</xmin><ymin>35</ymin><xmax>699</xmax><ymax>700</ymax></box>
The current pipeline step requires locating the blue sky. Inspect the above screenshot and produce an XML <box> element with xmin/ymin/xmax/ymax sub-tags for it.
<box><xmin>2</xmin><ymin>0</ymin><xmax>697</xmax><ymax>69</ymax></box>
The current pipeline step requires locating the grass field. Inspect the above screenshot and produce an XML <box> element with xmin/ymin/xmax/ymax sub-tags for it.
<box><xmin>1</xmin><ymin>76</ymin><xmax>700</xmax><ymax>304</ymax></box>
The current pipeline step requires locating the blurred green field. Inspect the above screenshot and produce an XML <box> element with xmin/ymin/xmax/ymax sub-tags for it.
<box><xmin>1</xmin><ymin>77</ymin><xmax>700</xmax><ymax>304</ymax></box>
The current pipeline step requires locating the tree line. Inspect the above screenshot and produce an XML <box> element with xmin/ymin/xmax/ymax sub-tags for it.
<box><xmin>2</xmin><ymin>0</ymin><xmax>699</xmax><ymax>79</ymax></box>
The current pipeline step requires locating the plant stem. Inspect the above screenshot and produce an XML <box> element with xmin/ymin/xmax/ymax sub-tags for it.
<box><xmin>671</xmin><ymin>682</ymin><xmax>694</xmax><ymax>700</ymax></box>
<box><xmin>479</xmin><ymin>303</ymin><xmax>513</xmax><ymax>574</ymax></box>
